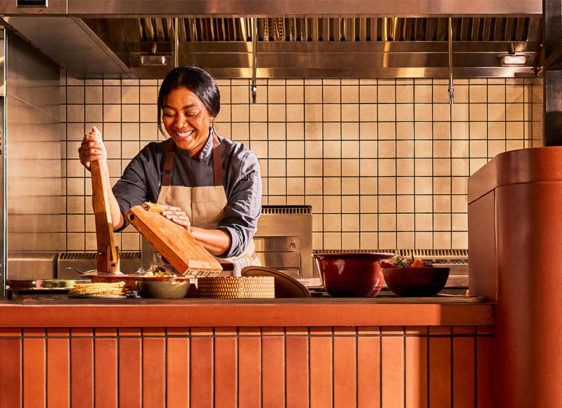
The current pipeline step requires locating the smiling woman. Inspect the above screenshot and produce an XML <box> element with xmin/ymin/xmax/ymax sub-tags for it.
<box><xmin>158</xmin><ymin>66</ymin><xmax>220</xmax><ymax>154</ymax></box>
<box><xmin>161</xmin><ymin>87</ymin><xmax>214</xmax><ymax>154</ymax></box>
<box><xmin>78</xmin><ymin>66</ymin><xmax>262</xmax><ymax>275</ymax></box>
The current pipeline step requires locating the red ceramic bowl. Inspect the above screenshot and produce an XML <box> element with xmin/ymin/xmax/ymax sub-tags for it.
<box><xmin>314</xmin><ymin>252</ymin><xmax>394</xmax><ymax>297</ymax></box>
<box><xmin>382</xmin><ymin>266</ymin><xmax>450</xmax><ymax>297</ymax></box>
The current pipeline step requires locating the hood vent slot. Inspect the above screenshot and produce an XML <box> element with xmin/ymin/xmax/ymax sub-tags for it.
<box><xmin>312</xmin><ymin>248</ymin><xmax>467</xmax><ymax>260</ymax></box>
<box><xmin>136</xmin><ymin>16</ymin><xmax>537</xmax><ymax>44</ymax></box>
<box><xmin>261</xmin><ymin>205</ymin><xmax>312</xmax><ymax>215</ymax></box>
<box><xmin>58</xmin><ymin>251</ymin><xmax>140</xmax><ymax>260</ymax></box>
<box><xmin>56</xmin><ymin>251</ymin><xmax>141</xmax><ymax>279</ymax></box>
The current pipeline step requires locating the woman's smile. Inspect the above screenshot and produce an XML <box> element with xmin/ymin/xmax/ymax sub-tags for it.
<box><xmin>174</xmin><ymin>128</ymin><xmax>195</xmax><ymax>140</ymax></box>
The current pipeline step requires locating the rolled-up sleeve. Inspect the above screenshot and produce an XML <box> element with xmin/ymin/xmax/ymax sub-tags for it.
<box><xmin>217</xmin><ymin>149</ymin><xmax>262</xmax><ymax>257</ymax></box>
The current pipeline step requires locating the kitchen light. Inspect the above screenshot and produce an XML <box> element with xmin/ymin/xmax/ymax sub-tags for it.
<box><xmin>499</xmin><ymin>54</ymin><xmax>527</xmax><ymax>66</ymax></box>
<box><xmin>139</xmin><ymin>55</ymin><xmax>169</xmax><ymax>66</ymax></box>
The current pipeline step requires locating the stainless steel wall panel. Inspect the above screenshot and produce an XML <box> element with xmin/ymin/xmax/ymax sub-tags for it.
<box><xmin>6</xmin><ymin>32</ymin><xmax>65</xmax><ymax>261</ymax></box>
<box><xmin>6</xmin><ymin>197</ymin><xmax>65</xmax><ymax>215</ymax></box>
<box><xmin>7</xmin><ymin>178</ymin><xmax>64</xmax><ymax>199</ymax></box>
<box><xmin>4</xmin><ymin>35</ymin><xmax>60</xmax><ymax>120</ymax></box>
<box><xmin>65</xmin><ymin>0</ymin><xmax>542</xmax><ymax>17</ymax></box>
<box><xmin>3</xmin><ymin>16</ymin><xmax>131</xmax><ymax>79</ymax></box>
<box><xmin>8</xmin><ymin>215</ymin><xmax>66</xmax><ymax>233</ymax></box>
<box><xmin>7</xmin><ymin>252</ymin><xmax>57</xmax><ymax>280</ymax></box>
<box><xmin>8</xmin><ymin>233</ymin><xmax>67</xmax><ymax>252</ymax></box>
<box><xmin>4</xmin><ymin>96</ymin><xmax>62</xmax><ymax>145</ymax></box>
<box><xmin>8</xmin><ymin>157</ymin><xmax>63</xmax><ymax>178</ymax></box>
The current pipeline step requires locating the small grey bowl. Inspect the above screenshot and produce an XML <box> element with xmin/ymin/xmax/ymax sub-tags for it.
<box><xmin>137</xmin><ymin>279</ymin><xmax>190</xmax><ymax>299</ymax></box>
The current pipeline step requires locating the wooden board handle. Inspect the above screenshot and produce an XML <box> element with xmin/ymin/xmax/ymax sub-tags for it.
<box><xmin>91</xmin><ymin>159</ymin><xmax>120</xmax><ymax>274</ymax></box>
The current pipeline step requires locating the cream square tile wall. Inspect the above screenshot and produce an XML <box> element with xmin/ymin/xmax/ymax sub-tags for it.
<box><xmin>63</xmin><ymin>74</ymin><xmax>543</xmax><ymax>252</ymax></box>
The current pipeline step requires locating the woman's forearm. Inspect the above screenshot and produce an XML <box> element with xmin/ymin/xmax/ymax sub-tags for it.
<box><xmin>190</xmin><ymin>227</ymin><xmax>232</xmax><ymax>256</ymax></box>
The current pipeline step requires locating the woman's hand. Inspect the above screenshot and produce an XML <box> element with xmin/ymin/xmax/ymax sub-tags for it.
<box><xmin>79</xmin><ymin>126</ymin><xmax>107</xmax><ymax>171</ymax></box>
<box><xmin>160</xmin><ymin>205</ymin><xmax>192</xmax><ymax>231</ymax></box>
<box><xmin>79</xmin><ymin>125</ymin><xmax>124</xmax><ymax>230</ymax></box>
<box><xmin>158</xmin><ymin>205</ymin><xmax>231</xmax><ymax>255</ymax></box>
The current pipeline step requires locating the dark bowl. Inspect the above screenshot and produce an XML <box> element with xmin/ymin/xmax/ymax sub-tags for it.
<box><xmin>382</xmin><ymin>267</ymin><xmax>450</xmax><ymax>297</ymax></box>
<box><xmin>313</xmin><ymin>252</ymin><xmax>394</xmax><ymax>297</ymax></box>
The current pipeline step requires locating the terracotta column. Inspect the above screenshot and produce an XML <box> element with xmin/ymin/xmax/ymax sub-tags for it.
<box><xmin>469</xmin><ymin>147</ymin><xmax>562</xmax><ymax>407</ymax></box>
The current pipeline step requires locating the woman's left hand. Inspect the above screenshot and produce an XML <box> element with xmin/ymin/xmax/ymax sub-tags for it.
<box><xmin>160</xmin><ymin>205</ymin><xmax>191</xmax><ymax>231</ymax></box>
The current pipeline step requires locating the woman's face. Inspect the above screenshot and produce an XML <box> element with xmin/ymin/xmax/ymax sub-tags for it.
<box><xmin>162</xmin><ymin>87</ymin><xmax>213</xmax><ymax>154</ymax></box>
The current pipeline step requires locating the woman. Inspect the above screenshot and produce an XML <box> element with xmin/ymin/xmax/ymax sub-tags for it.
<box><xmin>79</xmin><ymin>66</ymin><xmax>262</xmax><ymax>274</ymax></box>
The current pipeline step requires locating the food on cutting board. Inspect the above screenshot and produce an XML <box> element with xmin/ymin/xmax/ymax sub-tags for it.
<box><xmin>381</xmin><ymin>255</ymin><xmax>432</xmax><ymax>268</ymax></box>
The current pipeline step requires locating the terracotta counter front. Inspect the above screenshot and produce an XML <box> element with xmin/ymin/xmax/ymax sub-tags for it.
<box><xmin>0</xmin><ymin>297</ymin><xmax>492</xmax><ymax>327</ymax></box>
<box><xmin>0</xmin><ymin>298</ymin><xmax>494</xmax><ymax>407</ymax></box>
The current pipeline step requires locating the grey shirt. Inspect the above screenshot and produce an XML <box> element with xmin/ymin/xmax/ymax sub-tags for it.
<box><xmin>113</xmin><ymin>133</ymin><xmax>262</xmax><ymax>258</ymax></box>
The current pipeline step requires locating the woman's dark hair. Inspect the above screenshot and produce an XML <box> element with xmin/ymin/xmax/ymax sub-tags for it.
<box><xmin>157</xmin><ymin>66</ymin><xmax>220</xmax><ymax>135</ymax></box>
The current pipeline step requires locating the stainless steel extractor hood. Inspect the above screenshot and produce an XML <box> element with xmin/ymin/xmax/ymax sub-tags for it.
<box><xmin>0</xmin><ymin>0</ymin><xmax>544</xmax><ymax>79</ymax></box>
<box><xmin>84</xmin><ymin>16</ymin><xmax>543</xmax><ymax>79</ymax></box>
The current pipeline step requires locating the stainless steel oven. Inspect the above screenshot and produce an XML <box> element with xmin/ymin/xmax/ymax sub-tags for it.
<box><xmin>253</xmin><ymin>205</ymin><xmax>314</xmax><ymax>279</ymax></box>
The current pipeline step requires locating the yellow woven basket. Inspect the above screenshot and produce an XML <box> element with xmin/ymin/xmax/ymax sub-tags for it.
<box><xmin>197</xmin><ymin>277</ymin><xmax>275</xmax><ymax>299</ymax></box>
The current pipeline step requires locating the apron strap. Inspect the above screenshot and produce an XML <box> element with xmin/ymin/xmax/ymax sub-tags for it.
<box><xmin>161</xmin><ymin>133</ymin><xmax>225</xmax><ymax>188</ymax></box>
<box><xmin>161</xmin><ymin>139</ymin><xmax>175</xmax><ymax>187</ymax></box>
<box><xmin>212</xmin><ymin>133</ymin><xmax>223</xmax><ymax>187</ymax></box>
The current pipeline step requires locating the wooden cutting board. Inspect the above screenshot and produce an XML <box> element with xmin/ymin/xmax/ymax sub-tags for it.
<box><xmin>126</xmin><ymin>205</ymin><xmax>222</xmax><ymax>275</ymax></box>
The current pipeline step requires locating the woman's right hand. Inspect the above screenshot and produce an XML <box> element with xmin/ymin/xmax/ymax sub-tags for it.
<box><xmin>79</xmin><ymin>126</ymin><xmax>107</xmax><ymax>171</ymax></box>
<box><xmin>159</xmin><ymin>205</ymin><xmax>192</xmax><ymax>231</ymax></box>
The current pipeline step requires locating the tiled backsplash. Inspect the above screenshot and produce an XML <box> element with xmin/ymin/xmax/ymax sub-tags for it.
<box><xmin>62</xmin><ymin>75</ymin><xmax>543</xmax><ymax>252</ymax></box>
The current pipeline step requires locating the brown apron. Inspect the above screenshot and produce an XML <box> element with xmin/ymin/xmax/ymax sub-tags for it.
<box><xmin>156</xmin><ymin>134</ymin><xmax>259</xmax><ymax>276</ymax></box>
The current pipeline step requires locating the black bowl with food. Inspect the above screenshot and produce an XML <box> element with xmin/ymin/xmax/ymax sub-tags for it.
<box><xmin>381</xmin><ymin>256</ymin><xmax>449</xmax><ymax>297</ymax></box>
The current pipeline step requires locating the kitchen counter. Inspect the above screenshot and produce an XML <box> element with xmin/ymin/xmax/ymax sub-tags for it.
<box><xmin>0</xmin><ymin>296</ymin><xmax>492</xmax><ymax>327</ymax></box>
<box><xmin>0</xmin><ymin>297</ymin><xmax>494</xmax><ymax>407</ymax></box>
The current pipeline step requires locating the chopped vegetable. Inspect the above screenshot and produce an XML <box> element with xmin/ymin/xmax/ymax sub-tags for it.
<box><xmin>380</xmin><ymin>255</ymin><xmax>432</xmax><ymax>268</ymax></box>
<box><xmin>410</xmin><ymin>259</ymin><xmax>425</xmax><ymax>268</ymax></box>
<box><xmin>144</xmin><ymin>270</ymin><xmax>177</xmax><ymax>278</ymax></box>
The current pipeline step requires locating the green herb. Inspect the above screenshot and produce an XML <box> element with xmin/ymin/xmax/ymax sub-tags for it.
<box><xmin>396</xmin><ymin>256</ymin><xmax>407</xmax><ymax>267</ymax></box>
